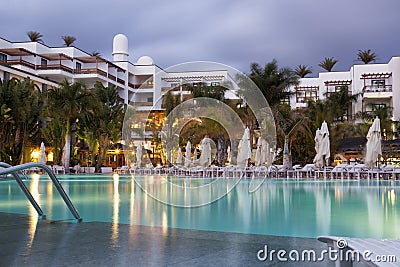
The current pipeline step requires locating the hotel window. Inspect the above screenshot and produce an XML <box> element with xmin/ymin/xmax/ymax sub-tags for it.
<box><xmin>147</xmin><ymin>97</ymin><xmax>153</xmax><ymax>103</ymax></box>
<box><xmin>306</xmin><ymin>91</ymin><xmax>317</xmax><ymax>101</ymax></box>
<box><xmin>171</xmin><ymin>83</ymin><xmax>179</xmax><ymax>87</ymax></box>
<box><xmin>371</xmin><ymin>80</ymin><xmax>385</xmax><ymax>88</ymax></box>
<box><xmin>41</xmin><ymin>58</ymin><xmax>47</xmax><ymax>66</ymax></box>
<box><xmin>371</xmin><ymin>104</ymin><xmax>386</xmax><ymax>111</ymax></box>
<box><xmin>334</xmin><ymin>86</ymin><xmax>343</xmax><ymax>92</ymax></box>
<box><xmin>281</xmin><ymin>96</ymin><xmax>290</xmax><ymax>105</ymax></box>
<box><xmin>76</xmin><ymin>62</ymin><xmax>81</xmax><ymax>71</ymax></box>
<box><xmin>0</xmin><ymin>53</ymin><xmax>7</xmax><ymax>61</ymax></box>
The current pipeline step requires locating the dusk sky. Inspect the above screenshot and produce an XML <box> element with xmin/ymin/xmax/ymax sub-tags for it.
<box><xmin>2</xmin><ymin>0</ymin><xmax>400</xmax><ymax>76</ymax></box>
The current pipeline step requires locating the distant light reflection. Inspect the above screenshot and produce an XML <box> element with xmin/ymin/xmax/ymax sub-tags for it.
<box><xmin>27</xmin><ymin>174</ymin><xmax>40</xmax><ymax>251</ymax></box>
<box><xmin>111</xmin><ymin>174</ymin><xmax>120</xmax><ymax>246</ymax></box>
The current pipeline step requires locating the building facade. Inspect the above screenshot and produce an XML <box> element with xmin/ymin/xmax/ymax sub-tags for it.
<box><xmin>290</xmin><ymin>58</ymin><xmax>400</xmax><ymax>123</ymax></box>
<box><xmin>0</xmin><ymin>34</ymin><xmax>234</xmax><ymax>112</ymax></box>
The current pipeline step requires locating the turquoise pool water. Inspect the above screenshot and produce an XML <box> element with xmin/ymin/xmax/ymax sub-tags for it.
<box><xmin>0</xmin><ymin>174</ymin><xmax>399</xmax><ymax>238</ymax></box>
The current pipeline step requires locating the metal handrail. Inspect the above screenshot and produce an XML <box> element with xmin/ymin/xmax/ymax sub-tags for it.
<box><xmin>0</xmin><ymin>162</ymin><xmax>82</xmax><ymax>221</ymax></box>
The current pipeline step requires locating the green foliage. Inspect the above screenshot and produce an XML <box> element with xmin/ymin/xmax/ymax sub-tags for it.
<box><xmin>357</xmin><ymin>49</ymin><xmax>377</xmax><ymax>64</ymax></box>
<box><xmin>246</xmin><ymin>59</ymin><xmax>299</xmax><ymax>106</ymax></box>
<box><xmin>307</xmin><ymin>86</ymin><xmax>357</xmax><ymax>126</ymax></box>
<box><xmin>318</xmin><ymin>57</ymin><xmax>338</xmax><ymax>72</ymax></box>
<box><xmin>0</xmin><ymin>77</ymin><xmax>41</xmax><ymax>163</ymax></box>
<box><xmin>186</xmin><ymin>83</ymin><xmax>227</xmax><ymax>101</ymax></box>
<box><xmin>294</xmin><ymin>65</ymin><xmax>312</xmax><ymax>78</ymax></box>
<box><xmin>81</xmin><ymin>82</ymin><xmax>125</xmax><ymax>171</ymax></box>
<box><xmin>41</xmin><ymin>119</ymin><xmax>66</xmax><ymax>164</ymax></box>
<box><xmin>62</xmin><ymin>35</ymin><xmax>76</xmax><ymax>46</ymax></box>
<box><xmin>27</xmin><ymin>31</ymin><xmax>43</xmax><ymax>43</ymax></box>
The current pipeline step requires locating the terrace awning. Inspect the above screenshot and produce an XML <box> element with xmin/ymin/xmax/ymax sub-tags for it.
<box><xmin>361</xmin><ymin>72</ymin><xmax>392</xmax><ymax>79</ymax></box>
<box><xmin>295</xmin><ymin>85</ymin><xmax>319</xmax><ymax>91</ymax></box>
<box><xmin>0</xmin><ymin>47</ymin><xmax>35</xmax><ymax>56</ymax></box>
<box><xmin>39</xmin><ymin>53</ymin><xmax>73</xmax><ymax>61</ymax></box>
<box><xmin>75</xmin><ymin>56</ymin><xmax>125</xmax><ymax>72</ymax></box>
<box><xmin>324</xmin><ymin>80</ymin><xmax>352</xmax><ymax>86</ymax></box>
<box><xmin>161</xmin><ymin>75</ymin><xmax>225</xmax><ymax>82</ymax></box>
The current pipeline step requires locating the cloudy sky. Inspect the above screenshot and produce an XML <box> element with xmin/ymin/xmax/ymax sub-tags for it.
<box><xmin>2</xmin><ymin>0</ymin><xmax>400</xmax><ymax>76</ymax></box>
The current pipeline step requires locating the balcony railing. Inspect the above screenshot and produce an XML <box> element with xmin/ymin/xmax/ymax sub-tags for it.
<box><xmin>128</xmin><ymin>82</ymin><xmax>135</xmax><ymax>89</ymax></box>
<box><xmin>74</xmin><ymin>68</ymin><xmax>107</xmax><ymax>77</ymax></box>
<box><xmin>135</xmin><ymin>101</ymin><xmax>153</xmax><ymax>106</ymax></box>
<box><xmin>117</xmin><ymin>78</ymin><xmax>125</xmax><ymax>85</ymax></box>
<box><xmin>134</xmin><ymin>84</ymin><xmax>153</xmax><ymax>89</ymax></box>
<box><xmin>296</xmin><ymin>97</ymin><xmax>317</xmax><ymax>103</ymax></box>
<box><xmin>128</xmin><ymin>83</ymin><xmax>154</xmax><ymax>89</ymax></box>
<box><xmin>0</xmin><ymin>59</ymin><xmax>36</xmax><ymax>69</ymax></box>
<box><xmin>364</xmin><ymin>85</ymin><xmax>392</xmax><ymax>93</ymax></box>
<box><xmin>37</xmin><ymin>64</ymin><xmax>73</xmax><ymax>73</ymax></box>
<box><xmin>362</xmin><ymin>108</ymin><xmax>393</xmax><ymax>118</ymax></box>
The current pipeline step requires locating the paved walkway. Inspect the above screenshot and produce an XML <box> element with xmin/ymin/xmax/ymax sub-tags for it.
<box><xmin>0</xmin><ymin>212</ymin><xmax>333</xmax><ymax>266</ymax></box>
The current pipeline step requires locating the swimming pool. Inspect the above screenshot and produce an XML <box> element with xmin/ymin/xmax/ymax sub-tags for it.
<box><xmin>0</xmin><ymin>174</ymin><xmax>399</xmax><ymax>239</ymax></box>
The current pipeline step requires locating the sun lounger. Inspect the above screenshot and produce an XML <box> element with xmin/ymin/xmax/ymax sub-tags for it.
<box><xmin>347</xmin><ymin>164</ymin><xmax>368</xmax><ymax>180</ymax></box>
<box><xmin>296</xmin><ymin>164</ymin><xmax>315</xmax><ymax>178</ymax></box>
<box><xmin>331</xmin><ymin>164</ymin><xmax>348</xmax><ymax>179</ymax></box>
<box><xmin>101</xmin><ymin>167</ymin><xmax>113</xmax><ymax>174</ymax></box>
<box><xmin>318</xmin><ymin>235</ymin><xmax>400</xmax><ymax>267</ymax></box>
<box><xmin>116</xmin><ymin>166</ymin><xmax>129</xmax><ymax>174</ymax></box>
<box><xmin>53</xmin><ymin>165</ymin><xmax>65</xmax><ymax>174</ymax></box>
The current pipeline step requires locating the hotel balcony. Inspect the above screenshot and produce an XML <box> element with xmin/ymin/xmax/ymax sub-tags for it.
<box><xmin>0</xmin><ymin>59</ymin><xmax>36</xmax><ymax>69</ymax></box>
<box><xmin>37</xmin><ymin>64</ymin><xmax>73</xmax><ymax>73</ymax></box>
<box><xmin>362</xmin><ymin>108</ymin><xmax>393</xmax><ymax>118</ymax></box>
<box><xmin>128</xmin><ymin>82</ymin><xmax>153</xmax><ymax>89</ymax></box>
<box><xmin>364</xmin><ymin>85</ymin><xmax>392</xmax><ymax>92</ymax></box>
<box><xmin>134</xmin><ymin>101</ymin><xmax>154</xmax><ymax>106</ymax></box>
<box><xmin>363</xmin><ymin>85</ymin><xmax>392</xmax><ymax>98</ymax></box>
<box><xmin>74</xmin><ymin>68</ymin><xmax>107</xmax><ymax>77</ymax></box>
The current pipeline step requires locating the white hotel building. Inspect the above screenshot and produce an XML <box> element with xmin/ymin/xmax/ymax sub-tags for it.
<box><xmin>290</xmin><ymin>58</ymin><xmax>400</xmax><ymax>122</ymax></box>
<box><xmin>1</xmin><ymin>33</ymin><xmax>399</xmax><ymax>123</ymax></box>
<box><xmin>0</xmin><ymin>34</ymin><xmax>233</xmax><ymax>111</ymax></box>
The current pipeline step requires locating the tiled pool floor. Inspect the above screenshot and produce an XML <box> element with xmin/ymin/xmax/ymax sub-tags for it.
<box><xmin>0</xmin><ymin>212</ymin><xmax>333</xmax><ymax>266</ymax></box>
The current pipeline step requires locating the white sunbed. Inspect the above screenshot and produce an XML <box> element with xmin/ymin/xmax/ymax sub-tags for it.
<box><xmin>346</xmin><ymin>164</ymin><xmax>368</xmax><ymax>180</ymax></box>
<box><xmin>53</xmin><ymin>165</ymin><xmax>65</xmax><ymax>174</ymax></box>
<box><xmin>331</xmin><ymin>163</ymin><xmax>349</xmax><ymax>179</ymax></box>
<box><xmin>296</xmin><ymin>164</ymin><xmax>315</xmax><ymax>178</ymax></box>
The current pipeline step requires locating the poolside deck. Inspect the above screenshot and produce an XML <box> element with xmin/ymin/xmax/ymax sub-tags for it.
<box><xmin>0</xmin><ymin>212</ymin><xmax>334</xmax><ymax>266</ymax></box>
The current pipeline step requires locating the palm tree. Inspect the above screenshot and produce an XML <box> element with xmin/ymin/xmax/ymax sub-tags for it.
<box><xmin>294</xmin><ymin>65</ymin><xmax>312</xmax><ymax>78</ymax></box>
<box><xmin>91</xmin><ymin>51</ymin><xmax>101</xmax><ymax>57</ymax></box>
<box><xmin>274</xmin><ymin>104</ymin><xmax>308</xmax><ymax>168</ymax></box>
<box><xmin>47</xmin><ymin>80</ymin><xmax>88</xmax><ymax>171</ymax></box>
<box><xmin>318</xmin><ymin>57</ymin><xmax>338</xmax><ymax>72</ymax></box>
<box><xmin>62</xmin><ymin>35</ymin><xmax>76</xmax><ymax>47</ymax></box>
<box><xmin>41</xmin><ymin>119</ymin><xmax>66</xmax><ymax>165</ymax></box>
<box><xmin>247</xmin><ymin>60</ymin><xmax>299</xmax><ymax>106</ymax></box>
<box><xmin>83</xmin><ymin>82</ymin><xmax>124</xmax><ymax>172</ymax></box>
<box><xmin>0</xmin><ymin>77</ymin><xmax>41</xmax><ymax>164</ymax></box>
<box><xmin>356</xmin><ymin>49</ymin><xmax>377</xmax><ymax>64</ymax></box>
<box><xmin>27</xmin><ymin>31</ymin><xmax>43</xmax><ymax>43</ymax></box>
